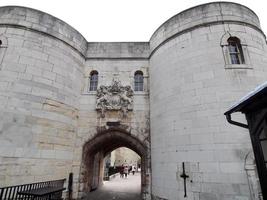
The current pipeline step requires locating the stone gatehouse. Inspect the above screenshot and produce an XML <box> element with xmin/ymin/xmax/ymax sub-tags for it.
<box><xmin>0</xmin><ymin>2</ymin><xmax>267</xmax><ymax>200</ymax></box>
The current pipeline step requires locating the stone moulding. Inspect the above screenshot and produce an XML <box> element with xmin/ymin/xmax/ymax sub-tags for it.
<box><xmin>96</xmin><ymin>80</ymin><xmax>133</xmax><ymax>117</ymax></box>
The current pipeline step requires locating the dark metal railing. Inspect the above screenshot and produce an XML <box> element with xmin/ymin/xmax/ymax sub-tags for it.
<box><xmin>0</xmin><ymin>179</ymin><xmax>65</xmax><ymax>200</ymax></box>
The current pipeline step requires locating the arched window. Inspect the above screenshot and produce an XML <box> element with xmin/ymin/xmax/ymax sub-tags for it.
<box><xmin>134</xmin><ymin>71</ymin><xmax>144</xmax><ymax>91</ymax></box>
<box><xmin>227</xmin><ymin>37</ymin><xmax>245</xmax><ymax>64</ymax></box>
<box><xmin>89</xmin><ymin>71</ymin><xmax>98</xmax><ymax>91</ymax></box>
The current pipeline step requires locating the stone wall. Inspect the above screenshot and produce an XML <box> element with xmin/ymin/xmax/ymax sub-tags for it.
<box><xmin>149</xmin><ymin>2</ymin><xmax>267</xmax><ymax>200</ymax></box>
<box><xmin>0</xmin><ymin>6</ymin><xmax>85</xmax><ymax>187</ymax></box>
<box><xmin>111</xmin><ymin>147</ymin><xmax>141</xmax><ymax>167</ymax></box>
<box><xmin>0</xmin><ymin>2</ymin><xmax>266</xmax><ymax>200</ymax></box>
<box><xmin>77</xmin><ymin>42</ymin><xmax>150</xmax><ymax>197</ymax></box>
<box><xmin>0</xmin><ymin>8</ymin><xmax>151</xmax><ymax>197</ymax></box>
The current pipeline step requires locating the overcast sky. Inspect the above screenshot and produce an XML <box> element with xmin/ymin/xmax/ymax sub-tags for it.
<box><xmin>0</xmin><ymin>0</ymin><xmax>266</xmax><ymax>42</ymax></box>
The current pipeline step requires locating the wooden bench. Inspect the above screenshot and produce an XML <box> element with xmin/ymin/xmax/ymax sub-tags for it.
<box><xmin>0</xmin><ymin>179</ymin><xmax>66</xmax><ymax>200</ymax></box>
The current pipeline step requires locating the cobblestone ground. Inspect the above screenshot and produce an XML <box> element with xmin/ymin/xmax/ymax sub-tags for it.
<box><xmin>84</xmin><ymin>172</ymin><xmax>141</xmax><ymax>200</ymax></box>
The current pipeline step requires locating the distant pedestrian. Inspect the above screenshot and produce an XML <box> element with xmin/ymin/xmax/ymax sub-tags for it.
<box><xmin>132</xmin><ymin>165</ymin><xmax>136</xmax><ymax>175</ymax></box>
<box><xmin>120</xmin><ymin>166</ymin><xmax>124</xmax><ymax>178</ymax></box>
<box><xmin>123</xmin><ymin>166</ymin><xmax>128</xmax><ymax>178</ymax></box>
<box><xmin>128</xmin><ymin>166</ymin><xmax>132</xmax><ymax>175</ymax></box>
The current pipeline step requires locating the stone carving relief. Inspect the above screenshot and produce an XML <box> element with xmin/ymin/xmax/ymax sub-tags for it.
<box><xmin>96</xmin><ymin>80</ymin><xmax>133</xmax><ymax>117</ymax></box>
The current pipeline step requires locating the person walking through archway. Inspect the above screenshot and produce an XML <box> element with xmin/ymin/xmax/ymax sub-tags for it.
<box><xmin>123</xmin><ymin>165</ymin><xmax>129</xmax><ymax>178</ymax></box>
<box><xmin>132</xmin><ymin>165</ymin><xmax>136</xmax><ymax>175</ymax></box>
<box><xmin>120</xmin><ymin>165</ymin><xmax>124</xmax><ymax>178</ymax></box>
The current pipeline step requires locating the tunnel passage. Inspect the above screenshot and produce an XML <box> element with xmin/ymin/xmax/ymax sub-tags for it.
<box><xmin>80</xmin><ymin>127</ymin><xmax>149</xmax><ymax>198</ymax></box>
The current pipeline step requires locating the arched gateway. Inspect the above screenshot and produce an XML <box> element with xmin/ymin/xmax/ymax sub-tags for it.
<box><xmin>79</xmin><ymin>128</ymin><xmax>150</xmax><ymax>198</ymax></box>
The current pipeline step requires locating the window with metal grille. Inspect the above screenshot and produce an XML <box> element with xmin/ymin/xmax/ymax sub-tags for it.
<box><xmin>228</xmin><ymin>37</ymin><xmax>245</xmax><ymax>64</ymax></box>
<box><xmin>134</xmin><ymin>71</ymin><xmax>144</xmax><ymax>91</ymax></box>
<box><xmin>89</xmin><ymin>71</ymin><xmax>98</xmax><ymax>91</ymax></box>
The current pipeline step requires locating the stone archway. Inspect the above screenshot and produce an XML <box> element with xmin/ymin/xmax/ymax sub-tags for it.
<box><xmin>79</xmin><ymin>127</ymin><xmax>150</xmax><ymax>199</ymax></box>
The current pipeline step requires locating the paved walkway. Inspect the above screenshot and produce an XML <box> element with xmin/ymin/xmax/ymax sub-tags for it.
<box><xmin>84</xmin><ymin>172</ymin><xmax>141</xmax><ymax>200</ymax></box>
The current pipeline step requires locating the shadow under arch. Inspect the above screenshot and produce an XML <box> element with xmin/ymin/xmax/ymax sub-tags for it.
<box><xmin>80</xmin><ymin>127</ymin><xmax>149</xmax><ymax>199</ymax></box>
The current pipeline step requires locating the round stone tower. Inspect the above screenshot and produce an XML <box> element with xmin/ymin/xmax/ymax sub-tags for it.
<box><xmin>0</xmin><ymin>5</ymin><xmax>86</xmax><ymax>186</ymax></box>
<box><xmin>149</xmin><ymin>2</ymin><xmax>267</xmax><ymax>200</ymax></box>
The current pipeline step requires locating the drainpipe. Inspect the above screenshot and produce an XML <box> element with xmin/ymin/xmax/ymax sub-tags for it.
<box><xmin>225</xmin><ymin>113</ymin><xmax>248</xmax><ymax>129</ymax></box>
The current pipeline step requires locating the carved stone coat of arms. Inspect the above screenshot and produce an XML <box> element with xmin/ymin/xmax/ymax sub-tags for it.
<box><xmin>96</xmin><ymin>80</ymin><xmax>133</xmax><ymax>117</ymax></box>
